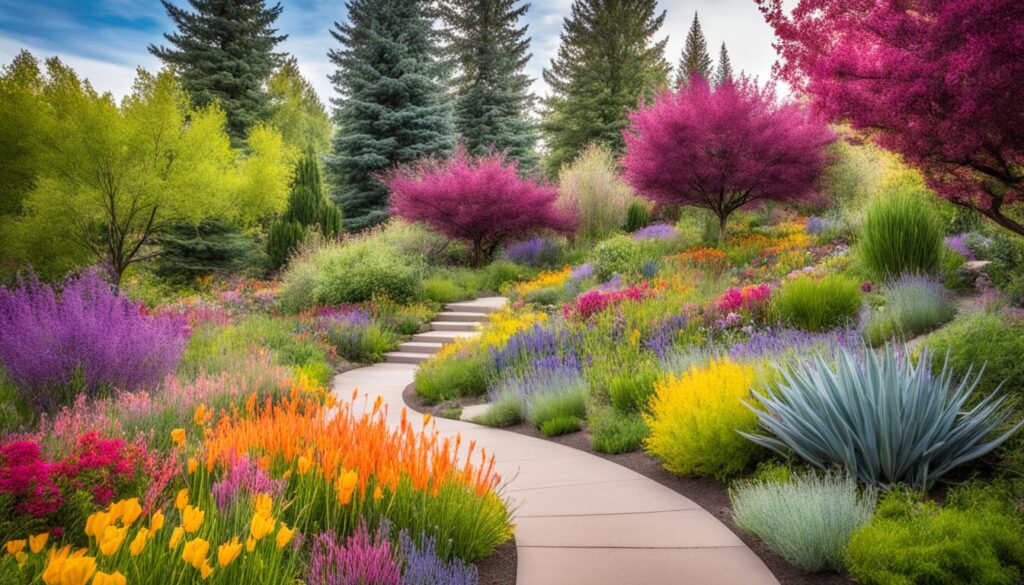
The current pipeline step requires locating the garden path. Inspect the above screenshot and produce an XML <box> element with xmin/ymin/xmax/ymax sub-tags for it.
<box><xmin>333</xmin><ymin>297</ymin><xmax>779</xmax><ymax>585</ymax></box>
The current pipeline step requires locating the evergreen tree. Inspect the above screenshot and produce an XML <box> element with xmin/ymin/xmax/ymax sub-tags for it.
<box><xmin>268</xmin><ymin>149</ymin><xmax>343</xmax><ymax>268</ymax></box>
<box><xmin>326</xmin><ymin>0</ymin><xmax>455</xmax><ymax>231</ymax></box>
<box><xmin>677</xmin><ymin>12</ymin><xmax>713</xmax><ymax>85</ymax></box>
<box><xmin>714</xmin><ymin>42</ymin><xmax>735</xmax><ymax>86</ymax></box>
<box><xmin>437</xmin><ymin>0</ymin><xmax>537</xmax><ymax>169</ymax></box>
<box><xmin>540</xmin><ymin>0</ymin><xmax>670</xmax><ymax>176</ymax></box>
<box><xmin>149</xmin><ymin>0</ymin><xmax>286</xmax><ymax>144</ymax></box>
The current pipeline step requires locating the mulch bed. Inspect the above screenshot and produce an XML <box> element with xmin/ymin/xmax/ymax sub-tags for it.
<box><xmin>477</xmin><ymin>537</ymin><xmax>517</xmax><ymax>585</ymax></box>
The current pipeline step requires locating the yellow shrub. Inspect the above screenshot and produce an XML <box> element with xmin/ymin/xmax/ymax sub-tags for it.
<box><xmin>644</xmin><ymin>359</ymin><xmax>762</xmax><ymax>480</ymax></box>
<box><xmin>513</xmin><ymin>266</ymin><xmax>572</xmax><ymax>298</ymax></box>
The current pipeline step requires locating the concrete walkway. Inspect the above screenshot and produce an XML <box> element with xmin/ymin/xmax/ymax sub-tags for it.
<box><xmin>333</xmin><ymin>297</ymin><xmax>779</xmax><ymax>585</ymax></box>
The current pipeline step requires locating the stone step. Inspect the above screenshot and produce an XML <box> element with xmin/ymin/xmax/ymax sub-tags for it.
<box><xmin>431</xmin><ymin>321</ymin><xmax>481</xmax><ymax>332</ymax></box>
<box><xmin>437</xmin><ymin>311</ymin><xmax>492</xmax><ymax>323</ymax></box>
<box><xmin>398</xmin><ymin>341</ymin><xmax>445</xmax><ymax>355</ymax></box>
<box><xmin>412</xmin><ymin>330</ymin><xmax>479</xmax><ymax>344</ymax></box>
<box><xmin>384</xmin><ymin>352</ymin><xmax>434</xmax><ymax>364</ymax></box>
<box><xmin>445</xmin><ymin>298</ymin><xmax>506</xmax><ymax>314</ymax></box>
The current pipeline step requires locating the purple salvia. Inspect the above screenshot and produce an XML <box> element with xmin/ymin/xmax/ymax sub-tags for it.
<box><xmin>308</xmin><ymin>524</ymin><xmax>401</xmax><ymax>585</ymax></box>
<box><xmin>399</xmin><ymin>530</ymin><xmax>477</xmax><ymax>585</ymax></box>
<box><xmin>632</xmin><ymin>223</ymin><xmax>677</xmax><ymax>240</ymax></box>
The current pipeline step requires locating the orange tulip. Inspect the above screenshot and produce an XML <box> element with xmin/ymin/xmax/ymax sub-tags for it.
<box><xmin>28</xmin><ymin>532</ymin><xmax>48</xmax><ymax>554</ymax></box>
<box><xmin>171</xmin><ymin>428</ymin><xmax>186</xmax><ymax>446</ymax></box>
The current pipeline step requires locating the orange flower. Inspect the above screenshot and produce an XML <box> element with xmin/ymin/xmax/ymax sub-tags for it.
<box><xmin>335</xmin><ymin>470</ymin><xmax>358</xmax><ymax>505</ymax></box>
<box><xmin>245</xmin><ymin>537</ymin><xmax>256</xmax><ymax>553</ymax></box>
<box><xmin>249</xmin><ymin>514</ymin><xmax>275</xmax><ymax>541</ymax></box>
<box><xmin>194</xmin><ymin>403</ymin><xmax>211</xmax><ymax>426</ymax></box>
<box><xmin>98</xmin><ymin>525</ymin><xmax>127</xmax><ymax>556</ymax></box>
<box><xmin>181</xmin><ymin>537</ymin><xmax>210</xmax><ymax>569</ymax></box>
<box><xmin>85</xmin><ymin>511</ymin><xmax>112</xmax><ymax>538</ymax></box>
<box><xmin>297</xmin><ymin>455</ymin><xmax>312</xmax><ymax>475</ymax></box>
<box><xmin>373</xmin><ymin>486</ymin><xmax>383</xmax><ymax>501</ymax></box>
<box><xmin>175</xmin><ymin>489</ymin><xmax>189</xmax><ymax>510</ymax></box>
<box><xmin>188</xmin><ymin>457</ymin><xmax>198</xmax><ymax>474</ymax></box>
<box><xmin>28</xmin><ymin>532</ymin><xmax>48</xmax><ymax>554</ymax></box>
<box><xmin>275</xmin><ymin>524</ymin><xmax>295</xmax><ymax>549</ymax></box>
<box><xmin>93</xmin><ymin>571</ymin><xmax>127</xmax><ymax>585</ymax></box>
<box><xmin>181</xmin><ymin>505</ymin><xmax>205</xmax><ymax>533</ymax></box>
<box><xmin>169</xmin><ymin>527</ymin><xmax>185</xmax><ymax>549</ymax></box>
<box><xmin>171</xmin><ymin>428</ymin><xmax>186</xmax><ymax>446</ymax></box>
<box><xmin>200</xmin><ymin>561</ymin><xmax>213</xmax><ymax>580</ymax></box>
<box><xmin>253</xmin><ymin>493</ymin><xmax>273</xmax><ymax>519</ymax></box>
<box><xmin>119</xmin><ymin>498</ymin><xmax>142</xmax><ymax>526</ymax></box>
<box><xmin>5</xmin><ymin>540</ymin><xmax>25</xmax><ymax>555</ymax></box>
<box><xmin>129</xmin><ymin>528</ymin><xmax>149</xmax><ymax>556</ymax></box>
<box><xmin>150</xmin><ymin>510</ymin><xmax>166</xmax><ymax>532</ymax></box>
<box><xmin>217</xmin><ymin>537</ymin><xmax>242</xmax><ymax>567</ymax></box>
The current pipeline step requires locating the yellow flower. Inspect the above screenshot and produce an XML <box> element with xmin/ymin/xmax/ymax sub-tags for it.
<box><xmin>5</xmin><ymin>539</ymin><xmax>25</xmax><ymax>555</ymax></box>
<box><xmin>422</xmin><ymin>412</ymin><xmax>432</xmax><ymax>427</ymax></box>
<box><xmin>217</xmin><ymin>537</ymin><xmax>242</xmax><ymax>567</ymax></box>
<box><xmin>41</xmin><ymin>545</ymin><xmax>75</xmax><ymax>584</ymax></box>
<box><xmin>169</xmin><ymin>527</ymin><xmax>185</xmax><ymax>549</ymax></box>
<box><xmin>200</xmin><ymin>562</ymin><xmax>213</xmax><ymax>580</ymax></box>
<box><xmin>150</xmin><ymin>510</ymin><xmax>165</xmax><ymax>532</ymax></box>
<box><xmin>275</xmin><ymin>524</ymin><xmax>295</xmax><ymax>549</ymax></box>
<box><xmin>245</xmin><ymin>537</ymin><xmax>256</xmax><ymax>553</ymax></box>
<box><xmin>181</xmin><ymin>505</ymin><xmax>205</xmax><ymax>533</ymax></box>
<box><xmin>188</xmin><ymin>458</ymin><xmax>198</xmax><ymax>474</ymax></box>
<box><xmin>171</xmin><ymin>428</ymin><xmax>186</xmax><ymax>446</ymax></box>
<box><xmin>335</xmin><ymin>469</ymin><xmax>358</xmax><ymax>506</ymax></box>
<box><xmin>119</xmin><ymin>498</ymin><xmax>142</xmax><ymax>526</ymax></box>
<box><xmin>373</xmin><ymin>486</ymin><xmax>383</xmax><ymax>501</ymax></box>
<box><xmin>85</xmin><ymin>511</ymin><xmax>112</xmax><ymax>538</ymax></box>
<box><xmin>253</xmin><ymin>493</ymin><xmax>273</xmax><ymax>518</ymax></box>
<box><xmin>194</xmin><ymin>403</ymin><xmax>210</xmax><ymax>426</ymax></box>
<box><xmin>249</xmin><ymin>513</ymin><xmax>275</xmax><ymax>541</ymax></box>
<box><xmin>175</xmin><ymin>489</ymin><xmax>189</xmax><ymax>510</ymax></box>
<box><xmin>57</xmin><ymin>555</ymin><xmax>96</xmax><ymax>585</ymax></box>
<box><xmin>93</xmin><ymin>570</ymin><xmax>127</xmax><ymax>585</ymax></box>
<box><xmin>108</xmin><ymin>499</ymin><xmax>126</xmax><ymax>521</ymax></box>
<box><xmin>129</xmin><ymin>528</ymin><xmax>149</xmax><ymax>557</ymax></box>
<box><xmin>98</xmin><ymin>525</ymin><xmax>127</xmax><ymax>556</ymax></box>
<box><xmin>296</xmin><ymin>455</ymin><xmax>312</xmax><ymax>475</ymax></box>
<box><xmin>29</xmin><ymin>532</ymin><xmax>48</xmax><ymax>554</ymax></box>
<box><xmin>14</xmin><ymin>551</ymin><xmax>26</xmax><ymax>564</ymax></box>
<box><xmin>181</xmin><ymin>537</ymin><xmax>210</xmax><ymax>569</ymax></box>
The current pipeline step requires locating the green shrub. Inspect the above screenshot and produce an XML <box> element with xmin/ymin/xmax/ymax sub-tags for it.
<box><xmin>528</xmin><ymin>386</ymin><xmax>587</xmax><ymax>432</ymax></box>
<box><xmin>973</xmin><ymin>230</ymin><xmax>1024</xmax><ymax>307</ymax></box>
<box><xmin>540</xmin><ymin>415</ymin><xmax>583</xmax><ymax>437</ymax></box>
<box><xmin>473</xmin><ymin>390</ymin><xmax>524</xmax><ymax>427</ymax></box>
<box><xmin>314</xmin><ymin>239</ymin><xmax>421</xmax><ymax>304</ymax></box>
<box><xmin>266</xmin><ymin>220</ymin><xmax>306</xmax><ymax>269</ymax></box>
<box><xmin>730</xmin><ymin>472</ymin><xmax>876</xmax><ymax>573</ymax></box>
<box><xmin>422</xmin><ymin>276</ymin><xmax>465</xmax><ymax>304</ymax></box>
<box><xmin>558</xmin><ymin>144</ymin><xmax>635</xmax><ymax>242</ymax></box>
<box><xmin>473</xmin><ymin>260</ymin><xmax>535</xmax><ymax>294</ymax></box>
<box><xmin>625</xmin><ymin>200</ymin><xmax>651</xmax><ymax>232</ymax></box>
<box><xmin>591</xmin><ymin>234</ymin><xmax>643</xmax><ymax>280</ymax></box>
<box><xmin>606</xmin><ymin>359</ymin><xmax>661</xmax><ymax>413</ymax></box>
<box><xmin>858</xmin><ymin>189</ymin><xmax>943</xmax><ymax>279</ymax></box>
<box><xmin>589</xmin><ymin>407</ymin><xmax>649</xmax><ymax>454</ymax></box>
<box><xmin>415</xmin><ymin>352</ymin><xmax>487</xmax><ymax>403</ymax></box>
<box><xmin>373</xmin><ymin>297</ymin><xmax>435</xmax><ymax>336</ymax></box>
<box><xmin>863</xmin><ymin>275</ymin><xmax>956</xmax><ymax>345</ymax></box>
<box><xmin>846</xmin><ymin>488</ymin><xmax>1024</xmax><ymax>585</ymax></box>
<box><xmin>773</xmin><ymin>275</ymin><xmax>863</xmax><ymax>332</ymax></box>
<box><xmin>923</xmin><ymin>311</ymin><xmax>1024</xmax><ymax>398</ymax></box>
<box><xmin>323</xmin><ymin>322</ymin><xmax>397</xmax><ymax>364</ymax></box>
<box><xmin>522</xmin><ymin>285</ymin><xmax>573</xmax><ymax>306</ymax></box>
<box><xmin>156</xmin><ymin>219</ymin><xmax>262</xmax><ymax>281</ymax></box>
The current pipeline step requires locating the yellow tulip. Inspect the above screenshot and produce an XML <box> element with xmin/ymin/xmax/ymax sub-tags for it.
<box><xmin>98</xmin><ymin>525</ymin><xmax>127</xmax><ymax>556</ymax></box>
<box><xmin>14</xmin><ymin>551</ymin><xmax>26</xmax><ymax>564</ymax></box>
<box><xmin>119</xmin><ymin>498</ymin><xmax>142</xmax><ymax>526</ymax></box>
<box><xmin>188</xmin><ymin>458</ymin><xmax>198</xmax><ymax>474</ymax></box>
<box><xmin>169</xmin><ymin>526</ymin><xmax>185</xmax><ymax>549</ymax></box>
<box><xmin>5</xmin><ymin>539</ymin><xmax>25</xmax><ymax>555</ymax></box>
<box><xmin>200</xmin><ymin>561</ymin><xmax>213</xmax><ymax>580</ymax></box>
<box><xmin>29</xmin><ymin>532</ymin><xmax>49</xmax><ymax>553</ymax></box>
<box><xmin>297</xmin><ymin>455</ymin><xmax>312</xmax><ymax>475</ymax></box>
<box><xmin>93</xmin><ymin>570</ymin><xmax>127</xmax><ymax>585</ymax></box>
<box><xmin>41</xmin><ymin>545</ymin><xmax>72</xmax><ymax>585</ymax></box>
<box><xmin>275</xmin><ymin>524</ymin><xmax>295</xmax><ymax>549</ymax></box>
<box><xmin>108</xmin><ymin>500</ymin><xmax>126</xmax><ymax>521</ymax></box>
<box><xmin>335</xmin><ymin>469</ymin><xmax>358</xmax><ymax>505</ymax></box>
<box><xmin>175</xmin><ymin>489</ymin><xmax>189</xmax><ymax>510</ymax></box>
<box><xmin>253</xmin><ymin>493</ymin><xmax>273</xmax><ymax>518</ymax></box>
<box><xmin>249</xmin><ymin>513</ymin><xmax>275</xmax><ymax>541</ymax></box>
<box><xmin>129</xmin><ymin>528</ymin><xmax>149</xmax><ymax>557</ymax></box>
<box><xmin>57</xmin><ymin>555</ymin><xmax>96</xmax><ymax>585</ymax></box>
<box><xmin>150</xmin><ymin>510</ymin><xmax>165</xmax><ymax>532</ymax></box>
<box><xmin>245</xmin><ymin>537</ymin><xmax>256</xmax><ymax>553</ymax></box>
<box><xmin>170</xmin><ymin>428</ymin><xmax>186</xmax><ymax>446</ymax></box>
<box><xmin>181</xmin><ymin>505</ymin><xmax>205</xmax><ymax>533</ymax></box>
<box><xmin>85</xmin><ymin>511</ymin><xmax>112</xmax><ymax>538</ymax></box>
<box><xmin>373</xmin><ymin>486</ymin><xmax>383</xmax><ymax>501</ymax></box>
<box><xmin>216</xmin><ymin>537</ymin><xmax>242</xmax><ymax>567</ymax></box>
<box><xmin>181</xmin><ymin>537</ymin><xmax>210</xmax><ymax>569</ymax></box>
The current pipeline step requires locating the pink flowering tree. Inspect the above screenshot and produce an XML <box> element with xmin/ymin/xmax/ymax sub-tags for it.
<box><xmin>387</xmin><ymin>150</ymin><xmax>576</xmax><ymax>266</ymax></box>
<box><xmin>622</xmin><ymin>78</ymin><xmax>834</xmax><ymax>237</ymax></box>
<box><xmin>756</xmin><ymin>0</ymin><xmax>1024</xmax><ymax>236</ymax></box>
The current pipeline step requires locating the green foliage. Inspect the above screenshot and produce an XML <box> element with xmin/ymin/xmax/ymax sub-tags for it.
<box><xmin>473</xmin><ymin>390</ymin><xmax>524</xmax><ymax>427</ymax></box>
<box><xmin>859</xmin><ymin>184</ymin><xmax>944</xmax><ymax>279</ymax></box>
<box><xmin>522</xmin><ymin>285</ymin><xmax>574</xmax><ymax>306</ymax></box>
<box><xmin>540</xmin><ymin>0</ymin><xmax>670</xmax><ymax>175</ymax></box>
<box><xmin>589</xmin><ymin>407</ymin><xmax>649</xmax><ymax>454</ymax></box>
<box><xmin>422</xmin><ymin>276</ymin><xmax>467</xmax><ymax>304</ymax></box>
<box><xmin>773</xmin><ymin>275</ymin><xmax>863</xmax><ymax>332</ymax></box>
<box><xmin>474</xmin><ymin>260</ymin><xmax>536</xmax><ymax>294</ymax></box>
<box><xmin>625</xmin><ymin>200</ymin><xmax>652</xmax><ymax>232</ymax></box>
<box><xmin>540</xmin><ymin>414</ymin><xmax>583</xmax><ymax>437</ymax></box>
<box><xmin>415</xmin><ymin>352</ymin><xmax>487</xmax><ymax>403</ymax></box>
<box><xmin>528</xmin><ymin>385</ymin><xmax>588</xmax><ymax>432</ymax></box>
<box><xmin>730</xmin><ymin>472</ymin><xmax>876</xmax><ymax>573</ymax></box>
<box><xmin>267</xmin><ymin>57</ymin><xmax>332</xmax><ymax>154</ymax></box>
<box><xmin>846</xmin><ymin>488</ymin><xmax>1024</xmax><ymax>585</ymax></box>
<box><xmin>923</xmin><ymin>311</ymin><xmax>1024</xmax><ymax>399</ymax></box>
<box><xmin>266</xmin><ymin>220</ymin><xmax>306</xmax><ymax>270</ymax></box>
<box><xmin>323</xmin><ymin>322</ymin><xmax>397</xmax><ymax>364</ymax></box>
<box><xmin>863</xmin><ymin>276</ymin><xmax>956</xmax><ymax>345</ymax></box>
<box><xmin>326</xmin><ymin>0</ymin><xmax>454</xmax><ymax>230</ymax></box>
<box><xmin>155</xmin><ymin>219</ymin><xmax>262</xmax><ymax>282</ymax></box>
<box><xmin>557</xmin><ymin>144</ymin><xmax>636</xmax><ymax>242</ymax></box>
<box><xmin>270</xmin><ymin>150</ymin><xmax>343</xmax><ymax>269</ymax></box>
<box><xmin>592</xmin><ymin>234</ymin><xmax>643</xmax><ymax>280</ymax></box>
<box><xmin>603</xmin><ymin>359</ymin><xmax>660</xmax><ymax>413</ymax></box>
<box><xmin>676</xmin><ymin>12</ymin><xmax>713</xmax><ymax>85</ymax></box>
<box><xmin>314</xmin><ymin>239</ymin><xmax>422</xmax><ymax>304</ymax></box>
<box><xmin>972</xmin><ymin>230</ymin><xmax>1024</xmax><ymax>307</ymax></box>
<box><xmin>150</xmin><ymin>0</ymin><xmax>285</xmax><ymax>143</ymax></box>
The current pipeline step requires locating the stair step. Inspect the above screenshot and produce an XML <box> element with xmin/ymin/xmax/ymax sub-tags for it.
<box><xmin>445</xmin><ymin>300</ymin><xmax>505</xmax><ymax>314</ymax></box>
<box><xmin>412</xmin><ymin>331</ymin><xmax>479</xmax><ymax>344</ymax></box>
<box><xmin>431</xmin><ymin>321</ymin><xmax>481</xmax><ymax>332</ymax></box>
<box><xmin>399</xmin><ymin>341</ymin><xmax>445</xmax><ymax>354</ymax></box>
<box><xmin>384</xmin><ymin>352</ymin><xmax>434</xmax><ymax>364</ymax></box>
<box><xmin>437</xmin><ymin>311</ymin><xmax>492</xmax><ymax>323</ymax></box>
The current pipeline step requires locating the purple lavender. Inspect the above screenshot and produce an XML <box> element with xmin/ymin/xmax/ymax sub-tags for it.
<box><xmin>805</xmin><ymin>216</ymin><xmax>836</xmax><ymax>235</ymax></box>
<box><xmin>570</xmin><ymin>263</ymin><xmax>594</xmax><ymax>281</ymax></box>
<box><xmin>944</xmin><ymin>233</ymin><xmax>976</xmax><ymax>261</ymax></box>
<box><xmin>490</xmin><ymin>325</ymin><xmax>580</xmax><ymax>378</ymax></box>
<box><xmin>726</xmin><ymin>326</ymin><xmax>862</xmax><ymax>362</ymax></box>
<box><xmin>632</xmin><ymin>223</ymin><xmax>678</xmax><ymax>240</ymax></box>
<box><xmin>503</xmin><ymin>237</ymin><xmax>563</xmax><ymax>268</ymax></box>
<box><xmin>211</xmin><ymin>454</ymin><xmax>286</xmax><ymax>511</ymax></box>
<box><xmin>399</xmin><ymin>531</ymin><xmax>478</xmax><ymax>585</ymax></box>
<box><xmin>0</xmin><ymin>269</ymin><xmax>188</xmax><ymax>413</ymax></box>
<box><xmin>308</xmin><ymin>525</ymin><xmax>401</xmax><ymax>585</ymax></box>
<box><xmin>643</xmin><ymin>314</ymin><xmax>688</xmax><ymax>358</ymax></box>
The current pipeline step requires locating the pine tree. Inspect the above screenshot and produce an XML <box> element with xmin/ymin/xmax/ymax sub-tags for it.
<box><xmin>540</xmin><ymin>0</ymin><xmax>670</xmax><ymax>176</ymax></box>
<box><xmin>268</xmin><ymin>149</ymin><xmax>343</xmax><ymax>268</ymax></box>
<box><xmin>715</xmin><ymin>42</ymin><xmax>734</xmax><ymax>86</ymax></box>
<box><xmin>677</xmin><ymin>12</ymin><xmax>713</xmax><ymax>85</ymax></box>
<box><xmin>326</xmin><ymin>0</ymin><xmax>455</xmax><ymax>231</ymax></box>
<box><xmin>437</xmin><ymin>0</ymin><xmax>538</xmax><ymax>170</ymax></box>
<box><xmin>150</xmin><ymin>0</ymin><xmax>286</xmax><ymax>144</ymax></box>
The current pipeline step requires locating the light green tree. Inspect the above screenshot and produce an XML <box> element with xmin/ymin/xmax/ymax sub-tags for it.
<box><xmin>267</xmin><ymin>57</ymin><xmax>333</xmax><ymax>154</ymax></box>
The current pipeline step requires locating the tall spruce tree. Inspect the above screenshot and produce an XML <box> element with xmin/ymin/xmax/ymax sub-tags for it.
<box><xmin>150</xmin><ymin>0</ymin><xmax>286</xmax><ymax>144</ymax></box>
<box><xmin>714</xmin><ymin>42</ymin><xmax>734</xmax><ymax>86</ymax></box>
<box><xmin>540</xmin><ymin>0</ymin><xmax>670</xmax><ymax>176</ymax></box>
<box><xmin>676</xmin><ymin>12</ymin><xmax>713</xmax><ymax>85</ymax></box>
<box><xmin>437</xmin><ymin>0</ymin><xmax>537</xmax><ymax>170</ymax></box>
<box><xmin>326</xmin><ymin>0</ymin><xmax>454</xmax><ymax>231</ymax></box>
<box><xmin>267</xmin><ymin>149</ymin><xmax>343</xmax><ymax>268</ymax></box>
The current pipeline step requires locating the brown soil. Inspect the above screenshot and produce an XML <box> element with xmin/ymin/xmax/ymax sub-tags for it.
<box><xmin>477</xmin><ymin>536</ymin><xmax>517</xmax><ymax>585</ymax></box>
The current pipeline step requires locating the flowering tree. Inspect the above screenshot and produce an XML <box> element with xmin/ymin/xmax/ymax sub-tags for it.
<box><xmin>387</xmin><ymin>150</ymin><xmax>576</xmax><ymax>266</ymax></box>
<box><xmin>756</xmin><ymin>0</ymin><xmax>1024</xmax><ymax>236</ymax></box>
<box><xmin>622</xmin><ymin>78</ymin><xmax>833</xmax><ymax>235</ymax></box>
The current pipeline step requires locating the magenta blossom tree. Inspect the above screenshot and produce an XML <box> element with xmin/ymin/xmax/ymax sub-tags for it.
<box><xmin>387</xmin><ymin>150</ymin><xmax>576</xmax><ymax>266</ymax></box>
<box><xmin>622</xmin><ymin>78</ymin><xmax>833</xmax><ymax>235</ymax></box>
<box><xmin>756</xmin><ymin>0</ymin><xmax>1024</xmax><ymax>236</ymax></box>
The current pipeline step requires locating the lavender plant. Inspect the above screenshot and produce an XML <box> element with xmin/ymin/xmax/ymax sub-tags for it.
<box><xmin>503</xmin><ymin>237</ymin><xmax>564</xmax><ymax>268</ymax></box>
<box><xmin>399</xmin><ymin>531</ymin><xmax>478</xmax><ymax>585</ymax></box>
<box><xmin>308</xmin><ymin>524</ymin><xmax>401</xmax><ymax>585</ymax></box>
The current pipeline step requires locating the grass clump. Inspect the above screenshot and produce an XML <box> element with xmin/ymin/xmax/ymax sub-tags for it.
<box><xmin>863</xmin><ymin>275</ymin><xmax>956</xmax><ymax>345</ymax></box>
<box><xmin>473</xmin><ymin>390</ymin><xmax>524</xmax><ymax>428</ymax></box>
<box><xmin>540</xmin><ymin>415</ymin><xmax>583</xmax><ymax>437</ymax></box>
<box><xmin>589</xmin><ymin>407</ymin><xmax>649</xmax><ymax>454</ymax></box>
<box><xmin>730</xmin><ymin>472</ymin><xmax>876</xmax><ymax>573</ymax></box>
<box><xmin>414</xmin><ymin>351</ymin><xmax>487</xmax><ymax>403</ymax></box>
<box><xmin>773</xmin><ymin>274</ymin><xmax>863</xmax><ymax>332</ymax></box>
<box><xmin>527</xmin><ymin>384</ymin><xmax>587</xmax><ymax>435</ymax></box>
<box><xmin>858</xmin><ymin>188</ymin><xmax>943</xmax><ymax>279</ymax></box>
<box><xmin>923</xmin><ymin>310</ymin><xmax>1024</xmax><ymax>398</ymax></box>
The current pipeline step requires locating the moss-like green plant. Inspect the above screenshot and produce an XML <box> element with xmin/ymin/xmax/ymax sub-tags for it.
<box><xmin>772</xmin><ymin>274</ymin><xmax>863</xmax><ymax>332</ymax></box>
<box><xmin>589</xmin><ymin>407</ymin><xmax>649</xmax><ymax>454</ymax></box>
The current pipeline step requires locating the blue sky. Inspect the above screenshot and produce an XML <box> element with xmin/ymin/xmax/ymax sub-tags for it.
<box><xmin>0</xmin><ymin>0</ymin><xmax>781</xmax><ymax>105</ymax></box>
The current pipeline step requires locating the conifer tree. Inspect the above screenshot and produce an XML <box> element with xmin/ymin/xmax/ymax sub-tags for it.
<box><xmin>268</xmin><ymin>149</ymin><xmax>343</xmax><ymax>268</ymax></box>
<box><xmin>150</xmin><ymin>0</ymin><xmax>286</xmax><ymax>144</ymax></box>
<box><xmin>540</xmin><ymin>0</ymin><xmax>670</xmax><ymax>176</ymax></box>
<box><xmin>326</xmin><ymin>0</ymin><xmax>455</xmax><ymax>231</ymax></box>
<box><xmin>677</xmin><ymin>12</ymin><xmax>713</xmax><ymax>85</ymax></box>
<box><xmin>715</xmin><ymin>43</ymin><xmax>734</xmax><ymax>86</ymax></box>
<box><xmin>437</xmin><ymin>0</ymin><xmax>537</xmax><ymax>170</ymax></box>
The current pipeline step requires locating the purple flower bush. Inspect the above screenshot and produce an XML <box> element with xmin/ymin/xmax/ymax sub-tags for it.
<box><xmin>727</xmin><ymin>326</ymin><xmax>862</xmax><ymax>362</ymax></box>
<box><xmin>0</xmin><ymin>270</ymin><xmax>188</xmax><ymax>413</ymax></box>
<box><xmin>944</xmin><ymin>233</ymin><xmax>977</xmax><ymax>261</ymax></box>
<box><xmin>308</xmin><ymin>524</ymin><xmax>401</xmax><ymax>585</ymax></box>
<box><xmin>503</xmin><ymin>237</ymin><xmax>564</xmax><ymax>268</ymax></box>
<box><xmin>400</xmin><ymin>531</ymin><xmax>478</xmax><ymax>585</ymax></box>
<box><xmin>211</xmin><ymin>454</ymin><xmax>287</xmax><ymax>511</ymax></box>
<box><xmin>632</xmin><ymin>223</ymin><xmax>678</xmax><ymax>240</ymax></box>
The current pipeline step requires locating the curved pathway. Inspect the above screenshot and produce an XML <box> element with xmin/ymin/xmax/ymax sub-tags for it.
<box><xmin>333</xmin><ymin>297</ymin><xmax>779</xmax><ymax>585</ymax></box>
